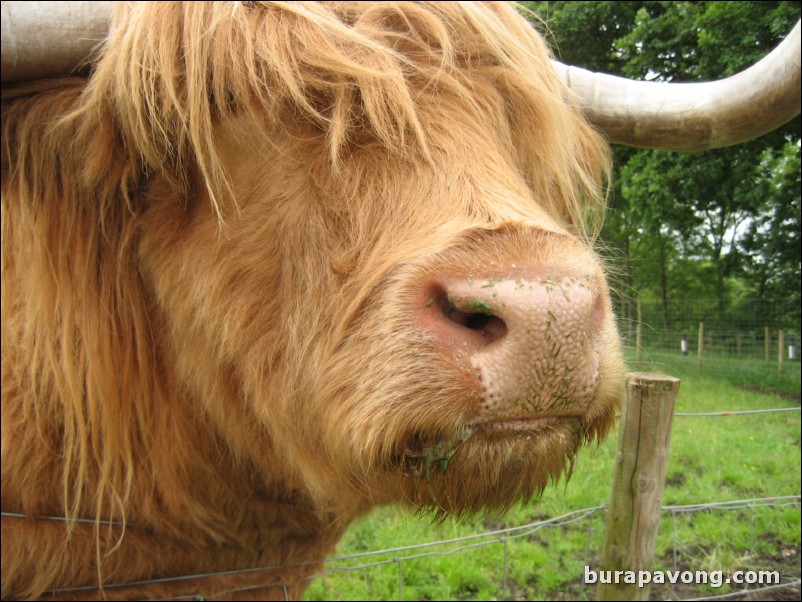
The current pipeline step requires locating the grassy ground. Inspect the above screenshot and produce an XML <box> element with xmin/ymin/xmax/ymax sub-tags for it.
<box><xmin>304</xmin><ymin>350</ymin><xmax>801</xmax><ymax>601</ymax></box>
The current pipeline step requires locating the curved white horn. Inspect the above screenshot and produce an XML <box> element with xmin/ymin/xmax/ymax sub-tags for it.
<box><xmin>1</xmin><ymin>1</ymin><xmax>113</xmax><ymax>83</ymax></box>
<box><xmin>554</xmin><ymin>20</ymin><xmax>802</xmax><ymax>151</ymax></box>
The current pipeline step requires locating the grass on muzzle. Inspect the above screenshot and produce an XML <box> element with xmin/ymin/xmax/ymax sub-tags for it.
<box><xmin>304</xmin><ymin>349</ymin><xmax>801</xmax><ymax>601</ymax></box>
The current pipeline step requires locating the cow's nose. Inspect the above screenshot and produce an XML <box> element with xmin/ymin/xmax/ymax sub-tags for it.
<box><xmin>418</xmin><ymin>272</ymin><xmax>606</xmax><ymax>420</ymax></box>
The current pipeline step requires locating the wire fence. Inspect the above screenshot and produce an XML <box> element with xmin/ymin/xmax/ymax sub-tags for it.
<box><xmin>616</xmin><ymin>297</ymin><xmax>801</xmax><ymax>355</ymax></box>
<box><xmin>301</xmin><ymin>496</ymin><xmax>801</xmax><ymax>602</ymax></box>
<box><xmin>618</xmin><ymin>297</ymin><xmax>801</xmax><ymax>362</ymax></box>
<box><xmin>47</xmin><ymin>394</ymin><xmax>789</xmax><ymax>601</ymax></box>
<box><xmin>612</xmin><ymin>298</ymin><xmax>802</xmax><ymax>393</ymax></box>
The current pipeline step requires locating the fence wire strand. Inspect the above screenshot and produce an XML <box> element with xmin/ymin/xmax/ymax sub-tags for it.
<box><xmin>674</xmin><ymin>407</ymin><xmax>800</xmax><ymax>416</ymax></box>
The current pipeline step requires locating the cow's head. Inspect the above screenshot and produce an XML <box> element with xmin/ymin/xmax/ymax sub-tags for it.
<box><xmin>83</xmin><ymin>2</ymin><xmax>619</xmax><ymax>515</ymax></box>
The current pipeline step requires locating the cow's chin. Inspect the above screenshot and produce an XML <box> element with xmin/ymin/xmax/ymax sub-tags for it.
<box><xmin>388</xmin><ymin>413</ymin><xmax>610</xmax><ymax>514</ymax></box>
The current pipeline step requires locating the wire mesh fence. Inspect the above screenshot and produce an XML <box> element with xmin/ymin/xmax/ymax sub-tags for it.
<box><xmin>615</xmin><ymin>297</ymin><xmax>801</xmax><ymax>391</ymax></box>
<box><xmin>618</xmin><ymin>297</ymin><xmax>801</xmax><ymax>361</ymax></box>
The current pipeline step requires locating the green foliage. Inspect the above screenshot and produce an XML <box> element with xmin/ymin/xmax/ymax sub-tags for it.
<box><xmin>522</xmin><ymin>1</ymin><xmax>801</xmax><ymax>339</ymax></box>
<box><xmin>740</xmin><ymin>139</ymin><xmax>802</xmax><ymax>312</ymax></box>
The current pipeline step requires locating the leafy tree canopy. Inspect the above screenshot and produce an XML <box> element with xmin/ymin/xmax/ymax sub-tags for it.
<box><xmin>520</xmin><ymin>1</ymin><xmax>801</xmax><ymax>331</ymax></box>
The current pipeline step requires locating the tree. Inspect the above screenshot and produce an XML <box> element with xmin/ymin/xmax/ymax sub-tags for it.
<box><xmin>740</xmin><ymin>139</ymin><xmax>802</xmax><ymax>326</ymax></box>
<box><xmin>520</xmin><ymin>1</ymin><xmax>801</xmax><ymax>338</ymax></box>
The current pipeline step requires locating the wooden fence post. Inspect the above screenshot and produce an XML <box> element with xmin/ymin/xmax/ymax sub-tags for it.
<box><xmin>696</xmin><ymin>322</ymin><xmax>704</xmax><ymax>372</ymax></box>
<box><xmin>635</xmin><ymin>298</ymin><xmax>642</xmax><ymax>363</ymax></box>
<box><xmin>778</xmin><ymin>330</ymin><xmax>785</xmax><ymax>379</ymax></box>
<box><xmin>597</xmin><ymin>373</ymin><xmax>680</xmax><ymax>601</ymax></box>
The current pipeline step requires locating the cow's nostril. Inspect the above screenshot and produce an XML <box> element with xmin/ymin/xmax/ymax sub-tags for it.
<box><xmin>465</xmin><ymin>312</ymin><xmax>507</xmax><ymax>342</ymax></box>
<box><xmin>442</xmin><ymin>297</ymin><xmax>508</xmax><ymax>343</ymax></box>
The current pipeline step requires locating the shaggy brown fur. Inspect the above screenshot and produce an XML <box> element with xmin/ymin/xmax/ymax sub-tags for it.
<box><xmin>1</xmin><ymin>2</ymin><xmax>623</xmax><ymax>599</ymax></box>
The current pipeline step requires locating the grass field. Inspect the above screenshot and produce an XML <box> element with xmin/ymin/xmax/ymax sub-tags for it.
<box><xmin>304</xmin><ymin>350</ymin><xmax>801</xmax><ymax>601</ymax></box>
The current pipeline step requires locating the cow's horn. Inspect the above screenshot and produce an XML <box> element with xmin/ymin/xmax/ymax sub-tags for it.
<box><xmin>1</xmin><ymin>1</ymin><xmax>113</xmax><ymax>83</ymax></box>
<box><xmin>554</xmin><ymin>20</ymin><xmax>802</xmax><ymax>151</ymax></box>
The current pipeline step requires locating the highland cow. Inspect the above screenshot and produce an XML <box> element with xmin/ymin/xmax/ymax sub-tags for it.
<box><xmin>2</xmin><ymin>2</ymin><xmax>799</xmax><ymax>600</ymax></box>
